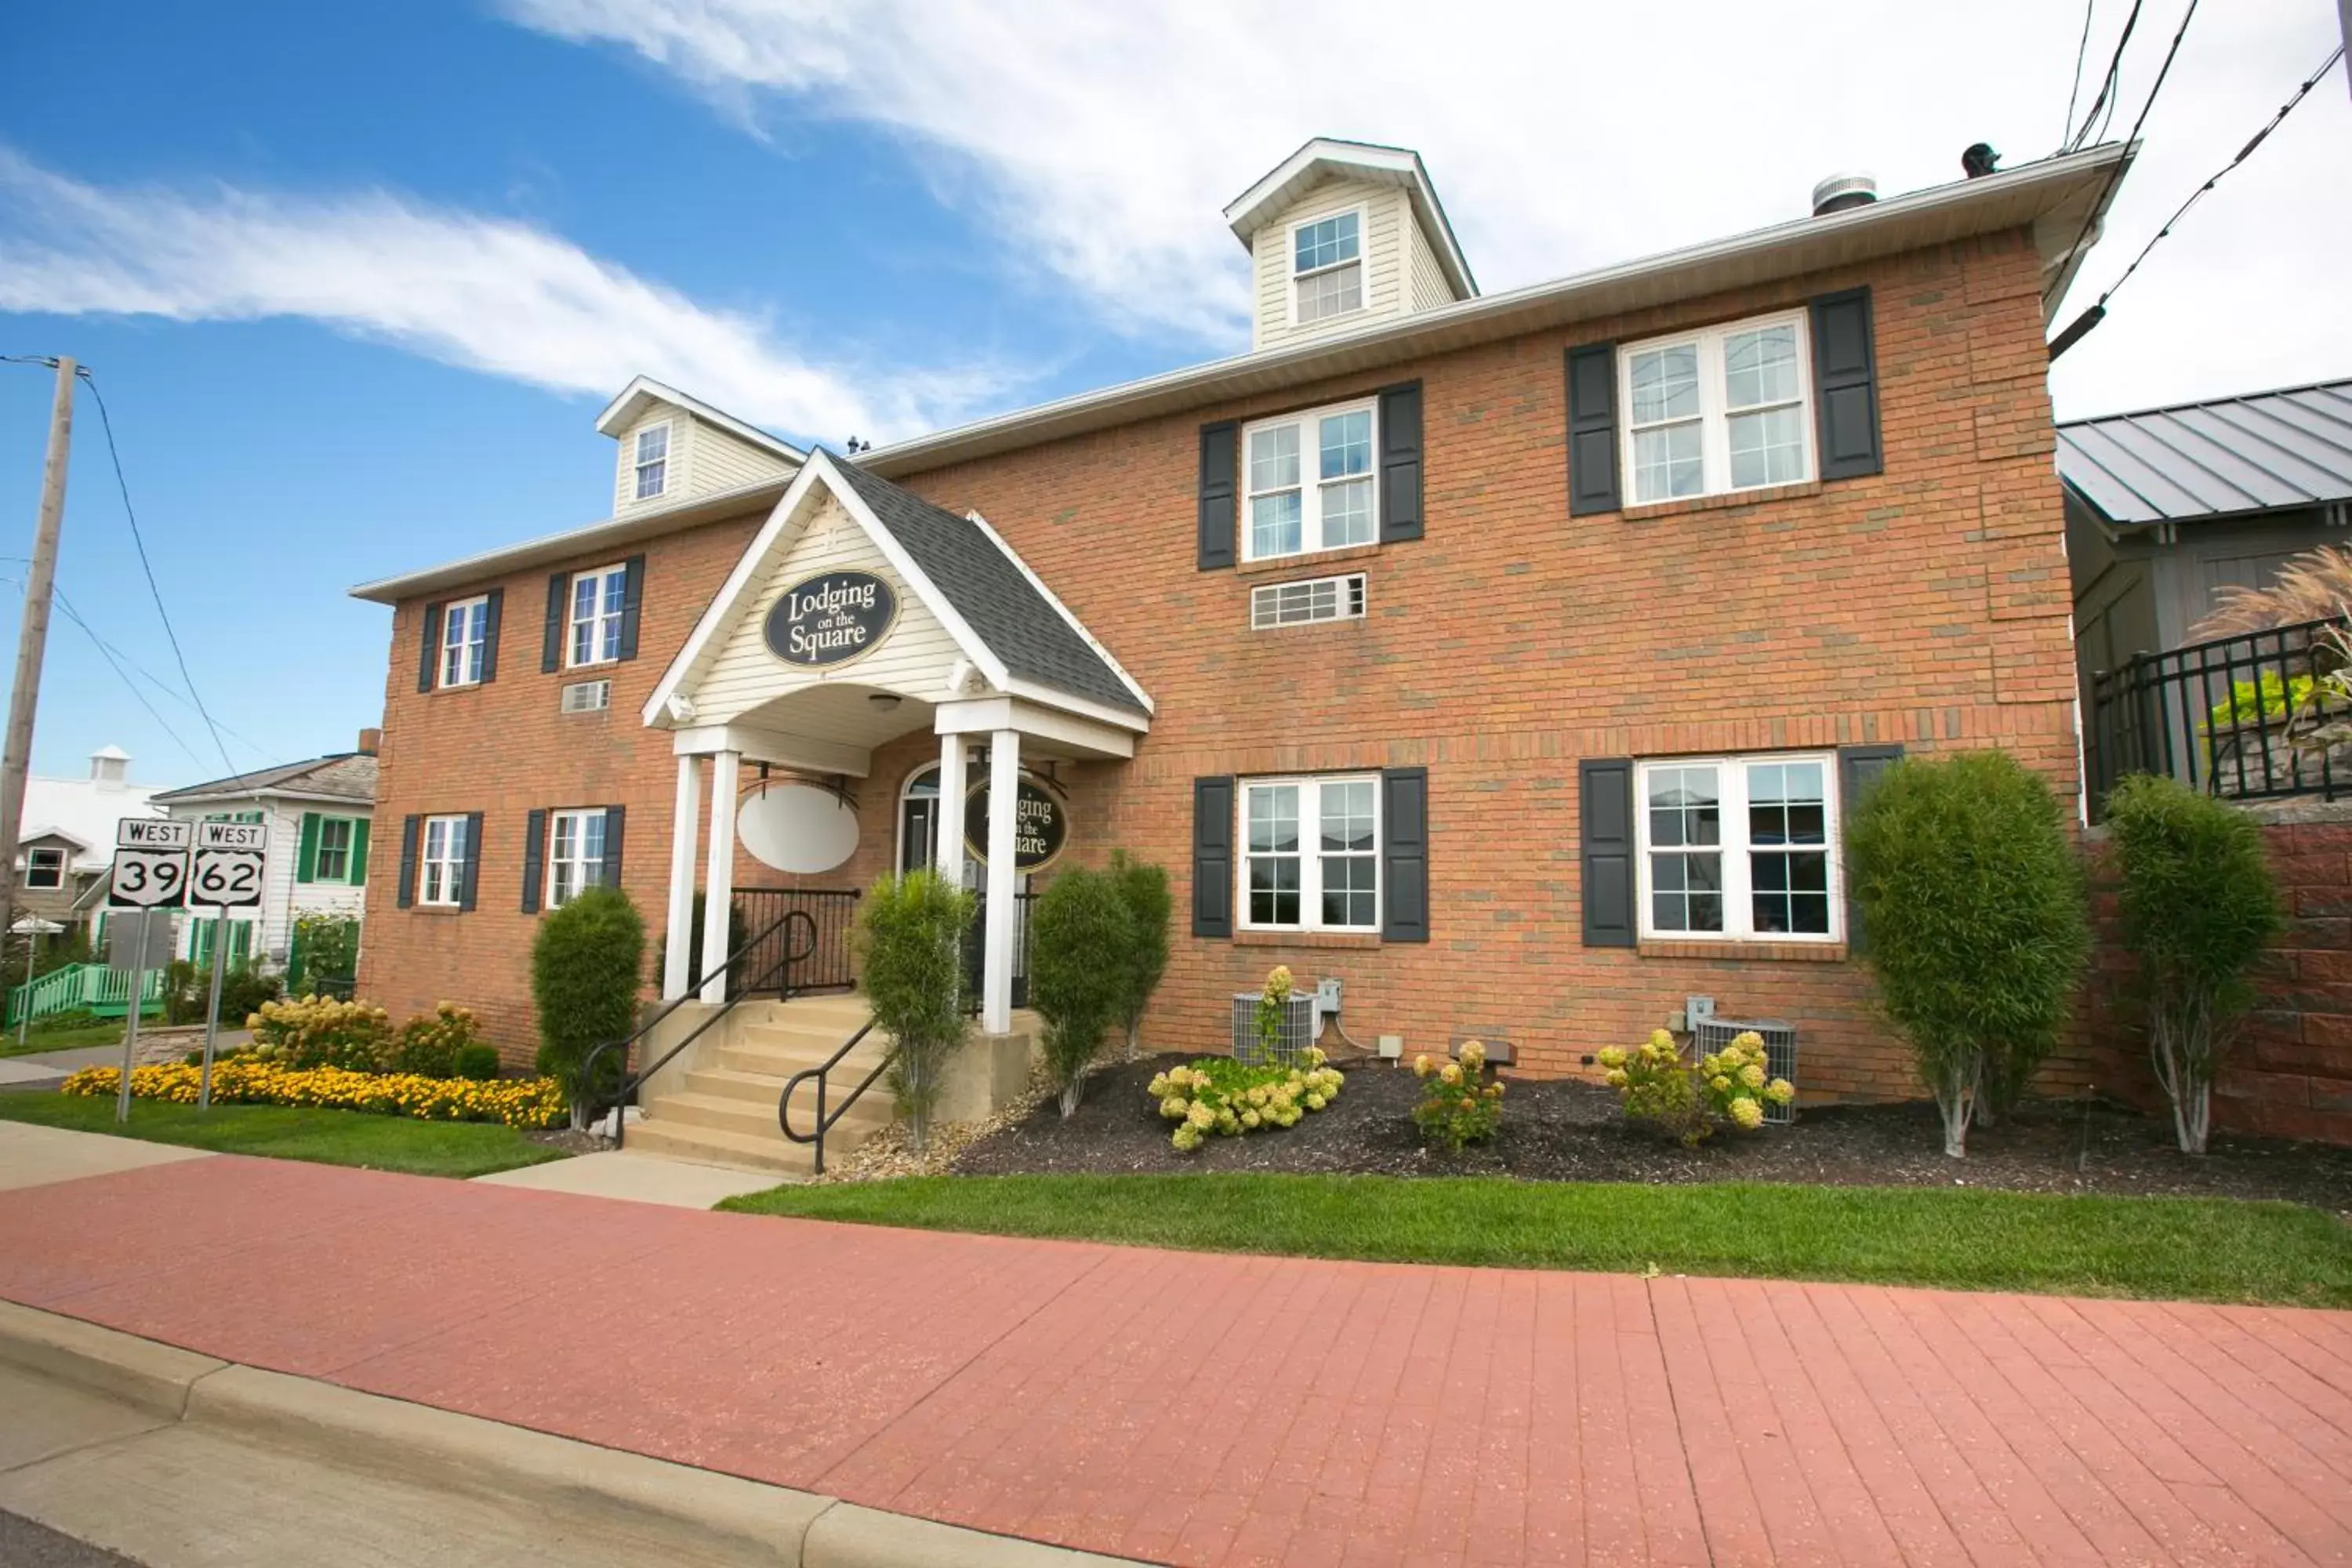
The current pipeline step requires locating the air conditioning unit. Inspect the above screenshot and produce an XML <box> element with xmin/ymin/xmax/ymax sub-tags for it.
<box><xmin>1232</xmin><ymin>990</ymin><xmax>1319</xmax><ymax>1067</ymax></box>
<box><xmin>1695</xmin><ymin>1017</ymin><xmax>1798</xmax><ymax>1124</ymax></box>
<box><xmin>561</xmin><ymin>679</ymin><xmax>612</xmax><ymax>714</ymax></box>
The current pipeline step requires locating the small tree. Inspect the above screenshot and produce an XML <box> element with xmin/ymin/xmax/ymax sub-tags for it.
<box><xmin>2103</xmin><ymin>773</ymin><xmax>2285</xmax><ymax>1154</ymax></box>
<box><xmin>1846</xmin><ymin>750</ymin><xmax>2088</xmax><ymax>1158</ymax></box>
<box><xmin>1108</xmin><ymin>851</ymin><xmax>1171</xmax><ymax>1059</ymax></box>
<box><xmin>1029</xmin><ymin>867</ymin><xmax>1135</xmax><ymax>1116</ymax></box>
<box><xmin>531</xmin><ymin>887</ymin><xmax>646</xmax><ymax>1130</ymax></box>
<box><xmin>858</xmin><ymin>869</ymin><xmax>974</xmax><ymax>1156</ymax></box>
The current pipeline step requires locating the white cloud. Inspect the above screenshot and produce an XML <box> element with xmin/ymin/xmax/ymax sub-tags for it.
<box><xmin>0</xmin><ymin>150</ymin><xmax>1006</xmax><ymax>445</ymax></box>
<box><xmin>505</xmin><ymin>0</ymin><xmax>2352</xmax><ymax>416</ymax></box>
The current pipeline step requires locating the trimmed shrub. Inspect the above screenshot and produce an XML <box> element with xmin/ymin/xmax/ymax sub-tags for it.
<box><xmin>1108</xmin><ymin>851</ymin><xmax>1171</xmax><ymax>1059</ymax></box>
<box><xmin>1411</xmin><ymin>1040</ymin><xmax>1505</xmax><ymax>1153</ymax></box>
<box><xmin>220</xmin><ymin>963</ymin><xmax>282</xmax><ymax>1025</ymax></box>
<box><xmin>248</xmin><ymin>995</ymin><xmax>394</xmax><ymax>1073</ymax></box>
<box><xmin>530</xmin><ymin>887</ymin><xmax>646</xmax><ymax>1129</ymax></box>
<box><xmin>453</xmin><ymin>1044</ymin><xmax>502</xmax><ymax>1082</ymax></box>
<box><xmin>1030</xmin><ymin>867</ymin><xmax>1134</xmax><ymax>1117</ymax></box>
<box><xmin>857</xmin><ymin>869</ymin><xmax>974</xmax><ymax>1156</ymax></box>
<box><xmin>391</xmin><ymin>1003</ymin><xmax>487</xmax><ymax>1078</ymax></box>
<box><xmin>1846</xmin><ymin>750</ymin><xmax>2089</xmax><ymax>1158</ymax></box>
<box><xmin>1152</xmin><ymin>1051</ymin><xmax>1343</xmax><ymax>1152</ymax></box>
<box><xmin>2103</xmin><ymin>773</ymin><xmax>2285</xmax><ymax>1153</ymax></box>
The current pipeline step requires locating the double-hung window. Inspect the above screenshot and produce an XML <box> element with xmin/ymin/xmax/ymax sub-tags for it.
<box><xmin>1242</xmin><ymin>775</ymin><xmax>1379</xmax><ymax>931</ymax></box>
<box><xmin>633</xmin><ymin>423</ymin><xmax>670</xmax><ymax>501</ymax></box>
<box><xmin>1621</xmin><ymin>311</ymin><xmax>1813</xmax><ymax>503</ymax></box>
<box><xmin>24</xmin><ymin>847</ymin><xmax>63</xmax><ymax>890</ymax></box>
<box><xmin>1291</xmin><ymin>210</ymin><xmax>1364</xmax><ymax>325</ymax></box>
<box><xmin>440</xmin><ymin>595</ymin><xmax>488</xmax><ymax>688</ymax></box>
<box><xmin>1637</xmin><ymin>753</ymin><xmax>1838</xmax><ymax>942</ymax></box>
<box><xmin>546</xmin><ymin>808</ymin><xmax>608</xmax><ymax>908</ymax></box>
<box><xmin>419</xmin><ymin>815</ymin><xmax>470</xmax><ymax>907</ymax></box>
<box><xmin>1243</xmin><ymin>401</ymin><xmax>1377</xmax><ymax>561</ymax></box>
<box><xmin>568</xmin><ymin>564</ymin><xmax>628</xmax><ymax>668</ymax></box>
<box><xmin>314</xmin><ymin>818</ymin><xmax>355</xmax><ymax>883</ymax></box>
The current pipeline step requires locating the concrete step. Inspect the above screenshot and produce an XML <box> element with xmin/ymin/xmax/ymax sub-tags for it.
<box><xmin>733</xmin><ymin>1018</ymin><xmax>881</xmax><ymax>1054</ymax></box>
<box><xmin>712</xmin><ymin>1040</ymin><xmax>895</xmax><ymax>1082</ymax></box>
<box><xmin>654</xmin><ymin>1085</ymin><xmax>895</xmax><ymax>1141</ymax></box>
<box><xmin>681</xmin><ymin>1065</ymin><xmax>898</xmax><ymax>1114</ymax></box>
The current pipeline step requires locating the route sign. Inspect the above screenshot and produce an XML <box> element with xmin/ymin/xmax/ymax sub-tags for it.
<box><xmin>189</xmin><ymin>819</ymin><xmax>269</xmax><ymax>910</ymax></box>
<box><xmin>109</xmin><ymin>818</ymin><xmax>191</xmax><ymax>909</ymax></box>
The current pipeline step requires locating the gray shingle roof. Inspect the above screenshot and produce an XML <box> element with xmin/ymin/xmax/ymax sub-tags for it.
<box><xmin>151</xmin><ymin>752</ymin><xmax>378</xmax><ymax>806</ymax></box>
<box><xmin>2057</xmin><ymin>379</ymin><xmax>2352</xmax><ymax>527</ymax></box>
<box><xmin>830</xmin><ymin>458</ymin><xmax>1145</xmax><ymax>715</ymax></box>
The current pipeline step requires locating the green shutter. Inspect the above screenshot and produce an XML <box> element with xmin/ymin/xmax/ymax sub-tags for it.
<box><xmin>191</xmin><ymin>919</ymin><xmax>211</xmax><ymax>967</ymax></box>
<box><xmin>230</xmin><ymin>922</ymin><xmax>252</xmax><ymax>966</ymax></box>
<box><xmin>347</xmin><ymin>819</ymin><xmax>371</xmax><ymax>885</ymax></box>
<box><xmin>296</xmin><ymin>813</ymin><xmax>321</xmax><ymax>883</ymax></box>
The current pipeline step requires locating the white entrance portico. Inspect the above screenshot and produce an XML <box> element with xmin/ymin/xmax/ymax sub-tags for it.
<box><xmin>641</xmin><ymin>450</ymin><xmax>1152</xmax><ymax>1035</ymax></box>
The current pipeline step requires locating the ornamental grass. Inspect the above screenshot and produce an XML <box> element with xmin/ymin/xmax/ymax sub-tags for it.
<box><xmin>59</xmin><ymin>1058</ymin><xmax>564</xmax><ymax>1130</ymax></box>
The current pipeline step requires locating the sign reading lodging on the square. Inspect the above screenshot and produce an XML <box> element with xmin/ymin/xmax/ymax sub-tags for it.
<box><xmin>108</xmin><ymin>818</ymin><xmax>191</xmax><ymax>909</ymax></box>
<box><xmin>189</xmin><ymin>819</ymin><xmax>269</xmax><ymax>909</ymax></box>
<box><xmin>763</xmin><ymin>571</ymin><xmax>897</xmax><ymax>669</ymax></box>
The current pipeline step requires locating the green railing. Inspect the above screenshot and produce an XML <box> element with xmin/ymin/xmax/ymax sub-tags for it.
<box><xmin>5</xmin><ymin>964</ymin><xmax>166</xmax><ymax>1027</ymax></box>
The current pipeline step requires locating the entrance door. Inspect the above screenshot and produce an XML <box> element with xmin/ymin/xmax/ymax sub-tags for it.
<box><xmin>899</xmin><ymin>794</ymin><xmax>936</xmax><ymax>876</ymax></box>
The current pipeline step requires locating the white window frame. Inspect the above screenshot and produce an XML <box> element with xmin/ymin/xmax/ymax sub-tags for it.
<box><xmin>1238</xmin><ymin>774</ymin><xmax>1382</xmax><ymax>934</ymax></box>
<box><xmin>1241</xmin><ymin>398</ymin><xmax>1381</xmax><ymax>564</ymax></box>
<box><xmin>24</xmin><ymin>846</ymin><xmax>64</xmax><ymax>890</ymax></box>
<box><xmin>439</xmin><ymin>594</ymin><xmax>488</xmax><ymax>689</ymax></box>
<box><xmin>1618</xmin><ymin>310</ymin><xmax>1814</xmax><ymax>505</ymax></box>
<box><xmin>1287</xmin><ymin>205</ymin><xmax>1367</xmax><ymax>327</ymax></box>
<box><xmin>1634</xmin><ymin>751</ymin><xmax>1842</xmax><ymax>944</ymax></box>
<box><xmin>313</xmin><ymin>817</ymin><xmax>356</xmax><ymax>884</ymax></box>
<box><xmin>546</xmin><ymin>808</ymin><xmax>608</xmax><ymax>909</ymax></box>
<box><xmin>568</xmin><ymin>563</ymin><xmax>628</xmax><ymax>669</ymax></box>
<box><xmin>633</xmin><ymin>421</ymin><xmax>670</xmax><ymax>502</ymax></box>
<box><xmin>419</xmin><ymin>815</ymin><xmax>470</xmax><ymax>908</ymax></box>
<box><xmin>1250</xmin><ymin>572</ymin><xmax>1368</xmax><ymax>630</ymax></box>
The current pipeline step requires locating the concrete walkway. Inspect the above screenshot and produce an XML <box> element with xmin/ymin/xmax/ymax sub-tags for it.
<box><xmin>0</xmin><ymin>1142</ymin><xmax>2347</xmax><ymax>1566</ymax></box>
<box><xmin>472</xmin><ymin>1149</ymin><xmax>786</xmax><ymax>1208</ymax></box>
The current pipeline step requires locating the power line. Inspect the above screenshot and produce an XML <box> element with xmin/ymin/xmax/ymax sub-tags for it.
<box><xmin>2067</xmin><ymin>0</ymin><xmax>2147</xmax><ymax>151</ymax></box>
<box><xmin>2063</xmin><ymin>0</ymin><xmax>2099</xmax><ymax>147</ymax></box>
<box><xmin>2051</xmin><ymin>0</ymin><xmax>2201</xmax><ymax>310</ymax></box>
<box><xmin>0</xmin><ymin>568</ymin><xmax>206</xmax><ymax>770</ymax></box>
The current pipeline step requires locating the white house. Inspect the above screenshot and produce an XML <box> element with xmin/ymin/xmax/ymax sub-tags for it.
<box><xmin>147</xmin><ymin>732</ymin><xmax>379</xmax><ymax>978</ymax></box>
<box><xmin>14</xmin><ymin>746</ymin><xmax>165</xmax><ymax>940</ymax></box>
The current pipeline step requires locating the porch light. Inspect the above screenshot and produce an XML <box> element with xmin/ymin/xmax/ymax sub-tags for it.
<box><xmin>868</xmin><ymin>692</ymin><xmax>902</xmax><ymax>712</ymax></box>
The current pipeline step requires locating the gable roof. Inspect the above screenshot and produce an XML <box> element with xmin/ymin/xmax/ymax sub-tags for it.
<box><xmin>150</xmin><ymin>751</ymin><xmax>378</xmax><ymax>808</ymax></box>
<box><xmin>1224</xmin><ymin>138</ymin><xmax>1477</xmax><ymax>300</ymax></box>
<box><xmin>645</xmin><ymin>450</ymin><xmax>1150</xmax><ymax>728</ymax></box>
<box><xmin>594</xmin><ymin>376</ymin><xmax>809</xmax><ymax>466</ymax></box>
<box><xmin>2058</xmin><ymin>378</ymin><xmax>2352</xmax><ymax>528</ymax></box>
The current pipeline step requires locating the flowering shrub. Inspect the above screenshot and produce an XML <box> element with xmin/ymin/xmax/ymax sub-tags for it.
<box><xmin>1597</xmin><ymin>1029</ymin><xmax>1791</xmax><ymax>1146</ymax></box>
<box><xmin>390</xmin><ymin>1003</ymin><xmax>486</xmax><ymax>1078</ymax></box>
<box><xmin>1256</xmin><ymin>965</ymin><xmax>1294</xmax><ymax>1058</ymax></box>
<box><xmin>248</xmin><ymin>995</ymin><xmax>394</xmax><ymax>1073</ymax></box>
<box><xmin>1410</xmin><ymin>1040</ymin><xmax>1505</xmax><ymax>1153</ymax></box>
<box><xmin>59</xmin><ymin>1059</ymin><xmax>563</xmax><ymax>1129</ymax></box>
<box><xmin>1149</xmin><ymin>1047</ymin><xmax>1343</xmax><ymax>1152</ymax></box>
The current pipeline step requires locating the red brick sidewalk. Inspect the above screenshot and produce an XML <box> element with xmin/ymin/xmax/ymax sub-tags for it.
<box><xmin>3</xmin><ymin>1154</ymin><xmax>2348</xmax><ymax>1566</ymax></box>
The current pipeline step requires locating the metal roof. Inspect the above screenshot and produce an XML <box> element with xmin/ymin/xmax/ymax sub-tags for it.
<box><xmin>2056</xmin><ymin>378</ymin><xmax>2352</xmax><ymax>527</ymax></box>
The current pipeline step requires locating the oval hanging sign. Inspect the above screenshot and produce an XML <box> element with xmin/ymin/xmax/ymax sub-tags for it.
<box><xmin>764</xmin><ymin>571</ymin><xmax>897</xmax><ymax>668</ymax></box>
<box><xmin>964</xmin><ymin>775</ymin><xmax>1069</xmax><ymax>873</ymax></box>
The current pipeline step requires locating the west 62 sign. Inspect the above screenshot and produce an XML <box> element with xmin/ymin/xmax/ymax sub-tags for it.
<box><xmin>764</xmin><ymin>571</ymin><xmax>897</xmax><ymax>668</ymax></box>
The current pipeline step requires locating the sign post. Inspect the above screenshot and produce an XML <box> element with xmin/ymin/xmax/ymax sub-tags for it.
<box><xmin>188</xmin><ymin>819</ymin><xmax>267</xmax><ymax>1111</ymax></box>
<box><xmin>107</xmin><ymin>818</ymin><xmax>190</xmax><ymax>1123</ymax></box>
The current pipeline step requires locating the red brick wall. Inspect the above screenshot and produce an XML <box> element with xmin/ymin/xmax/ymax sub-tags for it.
<box><xmin>362</xmin><ymin>226</ymin><xmax>2079</xmax><ymax>1101</ymax></box>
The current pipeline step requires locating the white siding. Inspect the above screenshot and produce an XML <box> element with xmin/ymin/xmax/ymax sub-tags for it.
<box><xmin>613</xmin><ymin>411</ymin><xmax>691</xmax><ymax>517</ymax></box>
<box><xmin>166</xmin><ymin>797</ymin><xmax>369</xmax><ymax>969</ymax></box>
<box><xmin>688</xmin><ymin>416</ymin><xmax>796</xmax><ymax>493</ymax></box>
<box><xmin>1406</xmin><ymin>211</ymin><xmax>1461</xmax><ymax>313</ymax></box>
<box><xmin>1250</xmin><ymin>180</ymin><xmax>1408</xmax><ymax>352</ymax></box>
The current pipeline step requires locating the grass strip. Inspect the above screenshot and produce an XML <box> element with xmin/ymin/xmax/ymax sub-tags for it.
<box><xmin>0</xmin><ymin>1091</ymin><xmax>566</xmax><ymax>1179</ymax></box>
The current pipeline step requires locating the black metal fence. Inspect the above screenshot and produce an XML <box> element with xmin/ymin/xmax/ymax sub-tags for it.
<box><xmin>732</xmin><ymin>888</ymin><xmax>859</xmax><ymax>996</ymax></box>
<box><xmin>2087</xmin><ymin>616</ymin><xmax>2344</xmax><ymax>819</ymax></box>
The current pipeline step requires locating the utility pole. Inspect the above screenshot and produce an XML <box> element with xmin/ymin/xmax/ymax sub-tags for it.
<box><xmin>0</xmin><ymin>357</ymin><xmax>74</xmax><ymax>959</ymax></box>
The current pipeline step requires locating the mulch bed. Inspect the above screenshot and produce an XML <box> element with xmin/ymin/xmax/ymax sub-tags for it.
<box><xmin>953</xmin><ymin>1054</ymin><xmax>2352</xmax><ymax>1216</ymax></box>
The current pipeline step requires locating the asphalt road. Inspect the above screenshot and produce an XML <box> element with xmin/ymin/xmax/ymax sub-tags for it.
<box><xmin>0</xmin><ymin>1509</ymin><xmax>141</xmax><ymax>1566</ymax></box>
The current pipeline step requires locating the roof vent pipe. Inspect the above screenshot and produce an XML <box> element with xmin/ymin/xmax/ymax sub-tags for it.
<box><xmin>1810</xmin><ymin>172</ymin><xmax>1878</xmax><ymax>217</ymax></box>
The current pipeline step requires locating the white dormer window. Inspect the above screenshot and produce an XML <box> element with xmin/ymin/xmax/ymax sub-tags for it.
<box><xmin>633</xmin><ymin>423</ymin><xmax>670</xmax><ymax>501</ymax></box>
<box><xmin>1291</xmin><ymin>211</ymin><xmax>1363</xmax><ymax>325</ymax></box>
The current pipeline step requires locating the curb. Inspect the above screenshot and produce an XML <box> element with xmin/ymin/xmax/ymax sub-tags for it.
<box><xmin>0</xmin><ymin>1301</ymin><xmax>1145</xmax><ymax>1567</ymax></box>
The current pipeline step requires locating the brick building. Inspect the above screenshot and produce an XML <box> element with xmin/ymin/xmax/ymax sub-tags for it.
<box><xmin>353</xmin><ymin>137</ymin><xmax>2131</xmax><ymax>1117</ymax></box>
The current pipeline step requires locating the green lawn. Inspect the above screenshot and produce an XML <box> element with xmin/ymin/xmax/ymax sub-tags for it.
<box><xmin>0</xmin><ymin>1092</ymin><xmax>567</xmax><ymax>1179</ymax></box>
<box><xmin>721</xmin><ymin>1173</ymin><xmax>2352</xmax><ymax>1306</ymax></box>
<box><xmin>1</xmin><ymin>1020</ymin><xmax>129</xmax><ymax>1054</ymax></box>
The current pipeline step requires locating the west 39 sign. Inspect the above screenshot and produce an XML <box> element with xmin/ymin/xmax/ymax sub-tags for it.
<box><xmin>108</xmin><ymin>818</ymin><xmax>268</xmax><ymax>910</ymax></box>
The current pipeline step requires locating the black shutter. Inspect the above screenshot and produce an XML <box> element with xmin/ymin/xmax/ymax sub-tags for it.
<box><xmin>541</xmin><ymin>573</ymin><xmax>567</xmax><ymax>673</ymax></box>
<box><xmin>459</xmin><ymin>811</ymin><xmax>483</xmax><ymax>913</ymax></box>
<box><xmin>520</xmin><ymin>808</ymin><xmax>546</xmax><ymax>913</ymax></box>
<box><xmin>416</xmin><ymin>603</ymin><xmax>444</xmax><ymax>694</ymax></box>
<box><xmin>396</xmin><ymin>815</ymin><xmax>420</xmax><ymax>909</ymax></box>
<box><xmin>616</xmin><ymin>555</ymin><xmax>647</xmax><ymax>661</ymax></box>
<box><xmin>601</xmin><ymin>804</ymin><xmax>626</xmax><ymax>889</ymax></box>
<box><xmin>1566</xmin><ymin>342</ymin><xmax>1621</xmax><ymax>516</ymax></box>
<box><xmin>1197</xmin><ymin>422</ymin><xmax>1237</xmax><ymax>571</ymax></box>
<box><xmin>480</xmin><ymin>588</ymin><xmax>504</xmax><ymax>684</ymax></box>
<box><xmin>1838</xmin><ymin>744</ymin><xmax>1904</xmax><ymax>951</ymax></box>
<box><xmin>1811</xmin><ymin>287</ymin><xmax>1883</xmax><ymax>481</ymax></box>
<box><xmin>1380</xmin><ymin>767</ymin><xmax>1429</xmax><ymax>943</ymax></box>
<box><xmin>1580</xmin><ymin>758</ymin><xmax>1636</xmax><ymax>947</ymax></box>
<box><xmin>1192</xmin><ymin>776</ymin><xmax>1235</xmax><ymax>937</ymax></box>
<box><xmin>1377</xmin><ymin>382</ymin><xmax>1424</xmax><ymax>544</ymax></box>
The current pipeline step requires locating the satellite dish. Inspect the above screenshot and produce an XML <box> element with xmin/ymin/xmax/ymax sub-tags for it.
<box><xmin>737</xmin><ymin>782</ymin><xmax>859</xmax><ymax>874</ymax></box>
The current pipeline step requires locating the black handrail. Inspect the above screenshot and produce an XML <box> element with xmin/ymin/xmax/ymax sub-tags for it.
<box><xmin>581</xmin><ymin>908</ymin><xmax>817</xmax><ymax>1142</ymax></box>
<box><xmin>777</xmin><ymin>1019</ymin><xmax>895</xmax><ymax>1176</ymax></box>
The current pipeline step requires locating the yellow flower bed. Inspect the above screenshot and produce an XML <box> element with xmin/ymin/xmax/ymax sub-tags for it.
<box><xmin>59</xmin><ymin>1059</ymin><xmax>564</xmax><ymax>1130</ymax></box>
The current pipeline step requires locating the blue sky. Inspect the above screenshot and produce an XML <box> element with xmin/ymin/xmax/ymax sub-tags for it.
<box><xmin>3</xmin><ymin>0</ymin><xmax>2347</xmax><ymax>788</ymax></box>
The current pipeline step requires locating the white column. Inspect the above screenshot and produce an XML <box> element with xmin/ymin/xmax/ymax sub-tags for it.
<box><xmin>699</xmin><ymin>750</ymin><xmax>740</xmax><ymax>1004</ymax></box>
<box><xmin>982</xmin><ymin>728</ymin><xmax>1019</xmax><ymax>1035</ymax></box>
<box><xmin>662</xmin><ymin>754</ymin><xmax>701</xmax><ymax>1000</ymax></box>
<box><xmin>934</xmin><ymin>731</ymin><xmax>967</xmax><ymax>886</ymax></box>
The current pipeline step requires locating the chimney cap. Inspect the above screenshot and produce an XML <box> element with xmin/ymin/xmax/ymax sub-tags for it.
<box><xmin>1811</xmin><ymin>172</ymin><xmax>1878</xmax><ymax>217</ymax></box>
